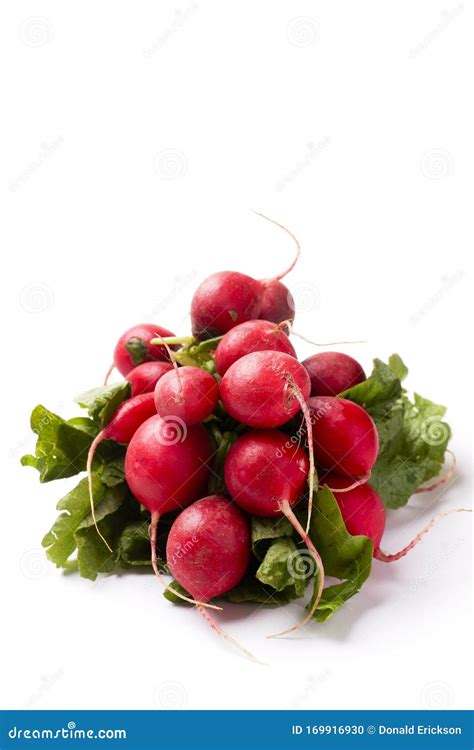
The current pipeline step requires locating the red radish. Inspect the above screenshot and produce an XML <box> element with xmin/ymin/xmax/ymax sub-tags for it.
<box><xmin>167</xmin><ymin>495</ymin><xmax>250</xmax><ymax>601</ymax></box>
<box><xmin>303</xmin><ymin>352</ymin><xmax>366</xmax><ymax>397</ymax></box>
<box><xmin>87</xmin><ymin>393</ymin><xmax>157</xmax><ymax>551</ymax></box>
<box><xmin>125</xmin><ymin>415</ymin><xmax>212</xmax><ymax>515</ymax></box>
<box><xmin>154</xmin><ymin>366</ymin><xmax>219</xmax><ymax>425</ymax></box>
<box><xmin>308</xmin><ymin>396</ymin><xmax>379</xmax><ymax>479</ymax></box>
<box><xmin>214</xmin><ymin>319</ymin><xmax>297</xmax><ymax>376</ymax></box>
<box><xmin>258</xmin><ymin>281</ymin><xmax>295</xmax><ymax>325</ymax></box>
<box><xmin>127</xmin><ymin>361</ymin><xmax>173</xmax><ymax>396</ymax></box>
<box><xmin>109</xmin><ymin>323</ymin><xmax>176</xmax><ymax>380</ymax></box>
<box><xmin>254</xmin><ymin>211</ymin><xmax>300</xmax><ymax>324</ymax></box>
<box><xmin>321</xmin><ymin>474</ymin><xmax>386</xmax><ymax>550</ymax></box>
<box><xmin>191</xmin><ymin>271</ymin><xmax>263</xmax><ymax>339</ymax></box>
<box><xmin>221</xmin><ymin>350</ymin><xmax>316</xmax><ymax>529</ymax></box>
<box><xmin>220</xmin><ymin>351</ymin><xmax>310</xmax><ymax>428</ymax></box>
<box><xmin>224</xmin><ymin>430</ymin><xmax>324</xmax><ymax>637</ymax></box>
<box><xmin>125</xmin><ymin>414</ymin><xmax>215</xmax><ymax>608</ymax></box>
<box><xmin>166</xmin><ymin>495</ymin><xmax>257</xmax><ymax>660</ymax></box>
<box><xmin>321</xmin><ymin>474</ymin><xmax>471</xmax><ymax>563</ymax></box>
<box><xmin>190</xmin><ymin>212</ymin><xmax>300</xmax><ymax>339</ymax></box>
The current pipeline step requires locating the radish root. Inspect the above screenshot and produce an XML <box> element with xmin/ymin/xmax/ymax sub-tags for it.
<box><xmin>375</xmin><ymin>507</ymin><xmax>471</xmax><ymax>563</ymax></box>
<box><xmin>252</xmin><ymin>211</ymin><xmax>300</xmax><ymax>284</ymax></box>
<box><xmin>278</xmin><ymin>320</ymin><xmax>367</xmax><ymax>348</ymax></box>
<box><xmin>285</xmin><ymin>375</ymin><xmax>315</xmax><ymax>533</ymax></box>
<box><xmin>324</xmin><ymin>473</ymin><xmax>371</xmax><ymax>494</ymax></box>
<box><xmin>268</xmin><ymin>500</ymin><xmax>325</xmax><ymax>638</ymax></box>
<box><xmin>197</xmin><ymin>604</ymin><xmax>262</xmax><ymax>663</ymax></box>
<box><xmin>86</xmin><ymin>431</ymin><xmax>113</xmax><ymax>552</ymax></box>
<box><xmin>104</xmin><ymin>362</ymin><xmax>115</xmax><ymax>386</ymax></box>
<box><xmin>149</xmin><ymin>512</ymin><xmax>221</xmax><ymax>611</ymax></box>
<box><xmin>415</xmin><ymin>450</ymin><xmax>456</xmax><ymax>494</ymax></box>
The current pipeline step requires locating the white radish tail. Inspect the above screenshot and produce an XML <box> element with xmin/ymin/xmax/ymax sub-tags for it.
<box><xmin>268</xmin><ymin>500</ymin><xmax>325</xmax><ymax>638</ymax></box>
<box><xmin>285</xmin><ymin>375</ymin><xmax>315</xmax><ymax>534</ymax></box>
<box><xmin>252</xmin><ymin>211</ymin><xmax>300</xmax><ymax>284</ymax></box>
<box><xmin>375</xmin><ymin>508</ymin><xmax>471</xmax><ymax>563</ymax></box>
<box><xmin>87</xmin><ymin>431</ymin><xmax>113</xmax><ymax>553</ymax></box>
<box><xmin>197</xmin><ymin>604</ymin><xmax>262</xmax><ymax>663</ymax></box>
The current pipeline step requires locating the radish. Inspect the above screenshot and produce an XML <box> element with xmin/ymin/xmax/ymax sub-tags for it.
<box><xmin>224</xmin><ymin>430</ymin><xmax>325</xmax><ymax>636</ymax></box>
<box><xmin>87</xmin><ymin>393</ymin><xmax>157</xmax><ymax>551</ymax></box>
<box><xmin>191</xmin><ymin>271</ymin><xmax>263</xmax><ymax>339</ymax></box>
<box><xmin>255</xmin><ymin>212</ymin><xmax>300</xmax><ymax>325</ymax></box>
<box><xmin>221</xmin><ymin>350</ymin><xmax>316</xmax><ymax>528</ymax></box>
<box><xmin>321</xmin><ymin>474</ymin><xmax>386</xmax><ymax>550</ymax></box>
<box><xmin>308</xmin><ymin>396</ymin><xmax>379</xmax><ymax>480</ymax></box>
<box><xmin>154</xmin><ymin>365</ymin><xmax>219</xmax><ymax>425</ymax></box>
<box><xmin>214</xmin><ymin>319</ymin><xmax>297</xmax><ymax>376</ymax></box>
<box><xmin>127</xmin><ymin>361</ymin><xmax>173</xmax><ymax>396</ymax></box>
<box><xmin>166</xmin><ymin>495</ymin><xmax>258</xmax><ymax>660</ymax></box>
<box><xmin>303</xmin><ymin>352</ymin><xmax>366</xmax><ymax>397</ymax></box>
<box><xmin>220</xmin><ymin>351</ymin><xmax>310</xmax><ymax>428</ymax></box>
<box><xmin>125</xmin><ymin>415</ymin><xmax>216</xmax><ymax>607</ymax></box>
<box><xmin>322</xmin><ymin>473</ymin><xmax>471</xmax><ymax>563</ymax></box>
<box><xmin>258</xmin><ymin>281</ymin><xmax>295</xmax><ymax>326</ymax></box>
<box><xmin>167</xmin><ymin>495</ymin><xmax>250</xmax><ymax>600</ymax></box>
<box><xmin>190</xmin><ymin>212</ymin><xmax>300</xmax><ymax>339</ymax></box>
<box><xmin>105</xmin><ymin>323</ymin><xmax>176</xmax><ymax>382</ymax></box>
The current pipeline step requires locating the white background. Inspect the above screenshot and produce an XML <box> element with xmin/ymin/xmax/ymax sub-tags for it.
<box><xmin>1</xmin><ymin>0</ymin><xmax>472</xmax><ymax>712</ymax></box>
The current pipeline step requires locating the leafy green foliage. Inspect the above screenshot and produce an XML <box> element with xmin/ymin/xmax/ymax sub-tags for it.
<box><xmin>305</xmin><ymin>487</ymin><xmax>373</xmax><ymax>622</ymax></box>
<box><xmin>21</xmin><ymin>406</ymin><xmax>97</xmax><ymax>482</ymax></box>
<box><xmin>342</xmin><ymin>355</ymin><xmax>451</xmax><ymax>508</ymax></box>
<box><xmin>74</xmin><ymin>381</ymin><xmax>131</xmax><ymax>427</ymax></box>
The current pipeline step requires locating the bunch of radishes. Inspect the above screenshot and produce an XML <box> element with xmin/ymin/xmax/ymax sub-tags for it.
<box><xmin>24</xmin><ymin>215</ymin><xmax>466</xmax><ymax>659</ymax></box>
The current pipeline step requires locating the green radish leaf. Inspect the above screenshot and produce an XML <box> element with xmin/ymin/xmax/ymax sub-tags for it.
<box><xmin>305</xmin><ymin>486</ymin><xmax>373</xmax><ymax>622</ymax></box>
<box><xmin>42</xmin><ymin>475</ymin><xmax>106</xmax><ymax>568</ymax></box>
<box><xmin>251</xmin><ymin>516</ymin><xmax>293</xmax><ymax>560</ymax></box>
<box><xmin>256</xmin><ymin>538</ymin><xmax>308</xmax><ymax>597</ymax></box>
<box><xmin>388</xmin><ymin>353</ymin><xmax>408</xmax><ymax>381</ymax></box>
<box><xmin>343</xmin><ymin>355</ymin><xmax>451</xmax><ymax>508</ymax></box>
<box><xmin>223</xmin><ymin>578</ymin><xmax>304</xmax><ymax>605</ymax></box>
<box><xmin>74</xmin><ymin>381</ymin><xmax>131</xmax><ymax>427</ymax></box>
<box><xmin>370</xmin><ymin>393</ymin><xmax>450</xmax><ymax>509</ymax></box>
<box><xmin>75</xmin><ymin>485</ymin><xmax>133</xmax><ymax>580</ymax></box>
<box><xmin>21</xmin><ymin>405</ymin><xmax>97</xmax><ymax>482</ymax></box>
